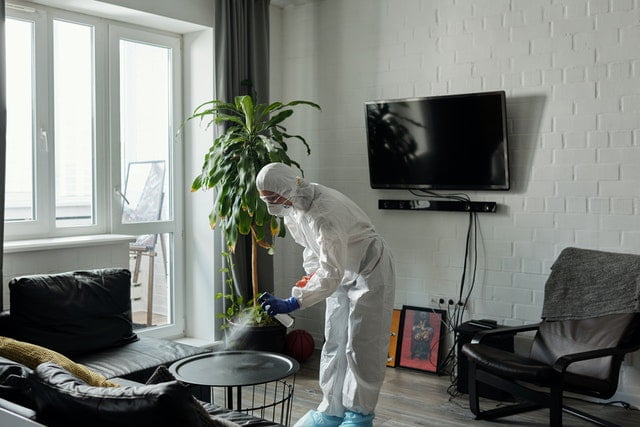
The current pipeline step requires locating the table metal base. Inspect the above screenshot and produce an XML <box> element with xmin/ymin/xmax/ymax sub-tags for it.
<box><xmin>210</xmin><ymin>378</ymin><xmax>296</xmax><ymax>424</ymax></box>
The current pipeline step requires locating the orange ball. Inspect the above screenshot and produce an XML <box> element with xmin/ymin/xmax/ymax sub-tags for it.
<box><xmin>285</xmin><ymin>329</ymin><xmax>314</xmax><ymax>362</ymax></box>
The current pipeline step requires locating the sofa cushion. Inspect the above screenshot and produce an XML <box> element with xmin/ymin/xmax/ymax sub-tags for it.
<box><xmin>145</xmin><ymin>366</ymin><xmax>240</xmax><ymax>427</ymax></box>
<box><xmin>76</xmin><ymin>336</ymin><xmax>210</xmax><ymax>381</ymax></box>
<box><xmin>9</xmin><ymin>268</ymin><xmax>138</xmax><ymax>357</ymax></box>
<box><xmin>0</xmin><ymin>311</ymin><xmax>12</xmax><ymax>336</ymax></box>
<box><xmin>31</xmin><ymin>362</ymin><xmax>211</xmax><ymax>427</ymax></box>
<box><xmin>0</xmin><ymin>337</ymin><xmax>119</xmax><ymax>387</ymax></box>
<box><xmin>0</xmin><ymin>356</ymin><xmax>34</xmax><ymax>409</ymax></box>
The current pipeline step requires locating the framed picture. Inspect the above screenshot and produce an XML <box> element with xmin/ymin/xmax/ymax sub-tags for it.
<box><xmin>386</xmin><ymin>309</ymin><xmax>402</xmax><ymax>367</ymax></box>
<box><xmin>396</xmin><ymin>305</ymin><xmax>446</xmax><ymax>374</ymax></box>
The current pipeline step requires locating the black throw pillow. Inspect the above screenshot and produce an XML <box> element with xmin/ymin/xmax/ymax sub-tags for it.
<box><xmin>31</xmin><ymin>362</ymin><xmax>207</xmax><ymax>427</ymax></box>
<box><xmin>9</xmin><ymin>268</ymin><xmax>138</xmax><ymax>356</ymax></box>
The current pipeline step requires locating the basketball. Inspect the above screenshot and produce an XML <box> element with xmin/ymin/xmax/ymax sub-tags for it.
<box><xmin>286</xmin><ymin>329</ymin><xmax>314</xmax><ymax>362</ymax></box>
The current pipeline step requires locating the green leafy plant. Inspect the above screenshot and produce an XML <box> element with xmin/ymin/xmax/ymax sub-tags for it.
<box><xmin>216</xmin><ymin>251</ymin><xmax>276</xmax><ymax>329</ymax></box>
<box><xmin>189</xmin><ymin>94</ymin><xmax>320</xmax><ymax>327</ymax></box>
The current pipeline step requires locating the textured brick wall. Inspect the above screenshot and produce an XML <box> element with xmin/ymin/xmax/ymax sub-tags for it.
<box><xmin>271</xmin><ymin>0</ymin><xmax>640</xmax><ymax>401</ymax></box>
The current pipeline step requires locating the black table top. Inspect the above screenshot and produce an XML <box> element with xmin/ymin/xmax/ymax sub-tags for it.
<box><xmin>169</xmin><ymin>350</ymin><xmax>300</xmax><ymax>387</ymax></box>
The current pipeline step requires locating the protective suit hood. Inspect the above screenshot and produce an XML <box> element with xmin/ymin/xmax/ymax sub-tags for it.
<box><xmin>256</xmin><ymin>163</ymin><xmax>314</xmax><ymax>211</ymax></box>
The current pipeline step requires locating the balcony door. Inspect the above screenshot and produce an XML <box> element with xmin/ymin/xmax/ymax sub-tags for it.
<box><xmin>109</xmin><ymin>25</ymin><xmax>184</xmax><ymax>336</ymax></box>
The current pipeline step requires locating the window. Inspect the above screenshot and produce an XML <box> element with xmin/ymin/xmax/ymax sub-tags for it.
<box><xmin>5</xmin><ymin>17</ymin><xmax>35</xmax><ymax>224</ymax></box>
<box><xmin>4</xmin><ymin>4</ymin><xmax>184</xmax><ymax>336</ymax></box>
<box><xmin>5</xmin><ymin>8</ymin><xmax>105</xmax><ymax>237</ymax></box>
<box><xmin>53</xmin><ymin>20</ymin><xmax>95</xmax><ymax>227</ymax></box>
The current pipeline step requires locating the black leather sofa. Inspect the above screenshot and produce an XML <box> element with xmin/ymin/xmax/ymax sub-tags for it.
<box><xmin>0</xmin><ymin>268</ymin><xmax>281</xmax><ymax>426</ymax></box>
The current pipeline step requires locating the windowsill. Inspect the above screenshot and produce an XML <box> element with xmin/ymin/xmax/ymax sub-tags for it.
<box><xmin>173</xmin><ymin>337</ymin><xmax>223</xmax><ymax>350</ymax></box>
<box><xmin>3</xmin><ymin>234</ymin><xmax>136</xmax><ymax>254</ymax></box>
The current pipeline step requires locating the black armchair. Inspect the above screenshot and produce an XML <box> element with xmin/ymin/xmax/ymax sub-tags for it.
<box><xmin>461</xmin><ymin>247</ymin><xmax>640</xmax><ymax>427</ymax></box>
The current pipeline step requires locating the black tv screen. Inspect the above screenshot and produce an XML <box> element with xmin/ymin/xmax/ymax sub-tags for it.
<box><xmin>364</xmin><ymin>91</ymin><xmax>510</xmax><ymax>191</ymax></box>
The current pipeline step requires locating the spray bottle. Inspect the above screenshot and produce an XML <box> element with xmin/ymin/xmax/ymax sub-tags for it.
<box><xmin>259</xmin><ymin>292</ymin><xmax>295</xmax><ymax>328</ymax></box>
<box><xmin>274</xmin><ymin>313</ymin><xmax>294</xmax><ymax>328</ymax></box>
<box><xmin>271</xmin><ymin>273</ymin><xmax>314</xmax><ymax>328</ymax></box>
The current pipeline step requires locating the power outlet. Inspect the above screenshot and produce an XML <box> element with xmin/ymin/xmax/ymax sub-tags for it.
<box><xmin>430</xmin><ymin>296</ymin><xmax>457</xmax><ymax>306</ymax></box>
<box><xmin>429</xmin><ymin>296</ymin><xmax>444</xmax><ymax>306</ymax></box>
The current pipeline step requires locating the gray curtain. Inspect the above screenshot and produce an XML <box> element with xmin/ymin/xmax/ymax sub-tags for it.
<box><xmin>0</xmin><ymin>0</ymin><xmax>6</xmax><ymax>310</ymax></box>
<box><xmin>213</xmin><ymin>0</ymin><xmax>272</xmax><ymax>308</ymax></box>
<box><xmin>215</xmin><ymin>0</ymin><xmax>270</xmax><ymax>104</ymax></box>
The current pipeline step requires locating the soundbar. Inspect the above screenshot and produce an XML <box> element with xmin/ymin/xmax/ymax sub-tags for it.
<box><xmin>378</xmin><ymin>199</ymin><xmax>497</xmax><ymax>213</ymax></box>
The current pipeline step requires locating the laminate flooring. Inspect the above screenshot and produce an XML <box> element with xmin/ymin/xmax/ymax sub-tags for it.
<box><xmin>288</xmin><ymin>351</ymin><xmax>640</xmax><ymax>426</ymax></box>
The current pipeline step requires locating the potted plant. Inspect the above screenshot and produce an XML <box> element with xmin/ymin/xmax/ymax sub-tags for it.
<box><xmin>188</xmin><ymin>93</ymin><xmax>320</xmax><ymax>350</ymax></box>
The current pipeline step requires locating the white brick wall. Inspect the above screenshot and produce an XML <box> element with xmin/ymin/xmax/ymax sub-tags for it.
<box><xmin>272</xmin><ymin>0</ymin><xmax>640</xmax><ymax>403</ymax></box>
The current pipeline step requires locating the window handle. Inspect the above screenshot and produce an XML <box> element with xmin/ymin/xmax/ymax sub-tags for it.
<box><xmin>114</xmin><ymin>187</ymin><xmax>130</xmax><ymax>205</ymax></box>
<box><xmin>40</xmin><ymin>128</ymin><xmax>48</xmax><ymax>152</ymax></box>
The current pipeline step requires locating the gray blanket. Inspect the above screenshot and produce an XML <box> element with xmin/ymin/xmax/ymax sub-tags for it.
<box><xmin>542</xmin><ymin>247</ymin><xmax>640</xmax><ymax>321</ymax></box>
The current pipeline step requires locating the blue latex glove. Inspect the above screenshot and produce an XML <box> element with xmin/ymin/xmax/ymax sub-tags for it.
<box><xmin>258</xmin><ymin>292</ymin><xmax>300</xmax><ymax>316</ymax></box>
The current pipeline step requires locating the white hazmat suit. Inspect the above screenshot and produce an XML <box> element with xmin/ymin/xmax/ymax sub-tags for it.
<box><xmin>256</xmin><ymin>163</ymin><xmax>396</xmax><ymax>425</ymax></box>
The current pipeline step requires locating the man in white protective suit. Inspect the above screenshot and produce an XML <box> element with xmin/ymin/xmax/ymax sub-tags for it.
<box><xmin>256</xmin><ymin>163</ymin><xmax>396</xmax><ymax>427</ymax></box>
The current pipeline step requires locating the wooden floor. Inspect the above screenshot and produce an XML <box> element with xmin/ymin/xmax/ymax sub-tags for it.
<box><xmin>289</xmin><ymin>351</ymin><xmax>640</xmax><ymax>426</ymax></box>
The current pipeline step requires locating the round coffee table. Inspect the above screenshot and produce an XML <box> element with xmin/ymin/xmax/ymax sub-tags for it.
<box><xmin>169</xmin><ymin>350</ymin><xmax>300</xmax><ymax>422</ymax></box>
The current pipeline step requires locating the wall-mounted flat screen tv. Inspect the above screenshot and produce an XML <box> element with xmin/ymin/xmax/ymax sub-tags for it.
<box><xmin>364</xmin><ymin>91</ymin><xmax>510</xmax><ymax>191</ymax></box>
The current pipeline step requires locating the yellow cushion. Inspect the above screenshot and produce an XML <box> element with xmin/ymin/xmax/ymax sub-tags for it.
<box><xmin>0</xmin><ymin>336</ymin><xmax>119</xmax><ymax>387</ymax></box>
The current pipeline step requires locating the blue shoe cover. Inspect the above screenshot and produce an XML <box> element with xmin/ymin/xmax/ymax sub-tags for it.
<box><xmin>293</xmin><ymin>410</ymin><xmax>344</xmax><ymax>427</ymax></box>
<box><xmin>338</xmin><ymin>411</ymin><xmax>375</xmax><ymax>427</ymax></box>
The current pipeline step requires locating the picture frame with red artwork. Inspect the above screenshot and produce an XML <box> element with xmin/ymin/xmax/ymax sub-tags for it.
<box><xmin>396</xmin><ymin>305</ymin><xmax>446</xmax><ymax>374</ymax></box>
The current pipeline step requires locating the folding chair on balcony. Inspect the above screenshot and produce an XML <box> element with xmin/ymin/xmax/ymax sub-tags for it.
<box><xmin>122</xmin><ymin>160</ymin><xmax>166</xmax><ymax>326</ymax></box>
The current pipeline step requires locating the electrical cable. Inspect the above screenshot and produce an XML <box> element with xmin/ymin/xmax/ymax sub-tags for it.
<box><xmin>446</xmin><ymin>209</ymin><xmax>478</xmax><ymax>399</ymax></box>
<box><xmin>409</xmin><ymin>189</ymin><xmax>480</xmax><ymax>399</ymax></box>
<box><xmin>459</xmin><ymin>212</ymin><xmax>479</xmax><ymax>320</ymax></box>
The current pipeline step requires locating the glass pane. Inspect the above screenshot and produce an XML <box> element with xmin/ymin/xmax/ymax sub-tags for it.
<box><xmin>131</xmin><ymin>232</ymin><xmax>171</xmax><ymax>328</ymax></box>
<box><xmin>119</xmin><ymin>39</ymin><xmax>171</xmax><ymax>222</ymax></box>
<box><xmin>53</xmin><ymin>20</ymin><xmax>95</xmax><ymax>227</ymax></box>
<box><xmin>5</xmin><ymin>18</ymin><xmax>35</xmax><ymax>222</ymax></box>
<box><xmin>121</xmin><ymin>161</ymin><xmax>165</xmax><ymax>224</ymax></box>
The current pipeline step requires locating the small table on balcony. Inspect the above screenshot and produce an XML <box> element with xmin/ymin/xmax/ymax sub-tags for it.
<box><xmin>169</xmin><ymin>350</ymin><xmax>300</xmax><ymax>424</ymax></box>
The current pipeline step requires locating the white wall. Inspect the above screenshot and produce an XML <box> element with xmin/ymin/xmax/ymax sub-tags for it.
<box><xmin>183</xmin><ymin>28</ymin><xmax>217</xmax><ymax>343</ymax></box>
<box><xmin>271</xmin><ymin>0</ymin><xmax>640</xmax><ymax>404</ymax></box>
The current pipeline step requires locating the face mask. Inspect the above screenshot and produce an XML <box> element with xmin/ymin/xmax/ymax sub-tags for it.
<box><xmin>267</xmin><ymin>203</ymin><xmax>291</xmax><ymax>217</ymax></box>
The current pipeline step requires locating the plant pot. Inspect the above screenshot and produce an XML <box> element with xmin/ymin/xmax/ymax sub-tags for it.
<box><xmin>224</xmin><ymin>321</ymin><xmax>287</xmax><ymax>354</ymax></box>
